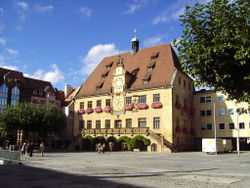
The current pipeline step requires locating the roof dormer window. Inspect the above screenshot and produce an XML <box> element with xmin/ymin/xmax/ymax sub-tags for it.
<box><xmin>106</xmin><ymin>62</ymin><xmax>113</xmax><ymax>70</ymax></box>
<box><xmin>150</xmin><ymin>52</ymin><xmax>159</xmax><ymax>61</ymax></box>
<box><xmin>96</xmin><ymin>81</ymin><xmax>104</xmax><ymax>90</ymax></box>
<box><xmin>142</xmin><ymin>73</ymin><xmax>151</xmax><ymax>85</ymax></box>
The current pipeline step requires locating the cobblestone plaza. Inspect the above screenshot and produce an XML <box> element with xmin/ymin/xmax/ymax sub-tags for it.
<box><xmin>1</xmin><ymin>151</ymin><xmax>250</xmax><ymax>187</ymax></box>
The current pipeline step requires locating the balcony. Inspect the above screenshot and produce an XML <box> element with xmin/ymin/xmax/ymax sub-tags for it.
<box><xmin>82</xmin><ymin>127</ymin><xmax>149</xmax><ymax>136</ymax></box>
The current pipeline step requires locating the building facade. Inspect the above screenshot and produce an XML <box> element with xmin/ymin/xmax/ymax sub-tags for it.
<box><xmin>74</xmin><ymin>41</ymin><xmax>195</xmax><ymax>152</ymax></box>
<box><xmin>193</xmin><ymin>90</ymin><xmax>250</xmax><ymax>150</ymax></box>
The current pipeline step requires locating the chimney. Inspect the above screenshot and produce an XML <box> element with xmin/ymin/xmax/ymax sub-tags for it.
<box><xmin>64</xmin><ymin>84</ymin><xmax>73</xmax><ymax>97</ymax></box>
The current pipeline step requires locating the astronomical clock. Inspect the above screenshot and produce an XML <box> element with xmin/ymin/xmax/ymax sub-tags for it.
<box><xmin>112</xmin><ymin>56</ymin><xmax>126</xmax><ymax>114</ymax></box>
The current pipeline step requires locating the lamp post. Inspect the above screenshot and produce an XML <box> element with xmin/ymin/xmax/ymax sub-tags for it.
<box><xmin>236</xmin><ymin>105</ymin><xmax>240</xmax><ymax>156</ymax></box>
<box><xmin>213</xmin><ymin>102</ymin><xmax>217</xmax><ymax>155</ymax></box>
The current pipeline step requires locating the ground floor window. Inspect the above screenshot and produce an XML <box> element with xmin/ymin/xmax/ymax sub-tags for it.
<box><xmin>105</xmin><ymin>120</ymin><xmax>110</xmax><ymax>128</ymax></box>
<box><xmin>153</xmin><ymin>117</ymin><xmax>160</xmax><ymax>129</ymax></box>
<box><xmin>87</xmin><ymin>120</ymin><xmax>92</xmax><ymax>129</ymax></box>
<box><xmin>219</xmin><ymin>123</ymin><xmax>225</xmax><ymax>129</ymax></box>
<box><xmin>239</xmin><ymin>122</ymin><xmax>245</xmax><ymax>129</ymax></box>
<box><xmin>229</xmin><ymin>123</ymin><xmax>234</xmax><ymax>129</ymax></box>
<box><xmin>138</xmin><ymin>118</ymin><xmax>147</xmax><ymax>128</ymax></box>
<box><xmin>96</xmin><ymin>120</ymin><xmax>101</xmax><ymax>129</ymax></box>
<box><xmin>126</xmin><ymin>118</ymin><xmax>132</xmax><ymax>128</ymax></box>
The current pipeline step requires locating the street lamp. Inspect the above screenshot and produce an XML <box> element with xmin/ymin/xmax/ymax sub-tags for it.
<box><xmin>213</xmin><ymin>102</ymin><xmax>217</xmax><ymax>155</ymax></box>
<box><xmin>236</xmin><ymin>105</ymin><xmax>240</xmax><ymax>156</ymax></box>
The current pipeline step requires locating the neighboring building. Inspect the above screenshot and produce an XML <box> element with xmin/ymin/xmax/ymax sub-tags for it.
<box><xmin>74</xmin><ymin>39</ymin><xmax>195</xmax><ymax>152</ymax></box>
<box><xmin>63</xmin><ymin>85</ymin><xmax>81</xmax><ymax>150</ymax></box>
<box><xmin>0</xmin><ymin>67</ymin><xmax>65</xmax><ymax>146</ymax></box>
<box><xmin>193</xmin><ymin>90</ymin><xmax>250</xmax><ymax>150</ymax></box>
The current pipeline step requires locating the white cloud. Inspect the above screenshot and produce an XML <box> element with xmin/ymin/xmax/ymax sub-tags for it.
<box><xmin>0</xmin><ymin>38</ymin><xmax>6</xmax><ymax>45</ymax></box>
<box><xmin>152</xmin><ymin>0</ymin><xmax>211</xmax><ymax>25</ymax></box>
<box><xmin>143</xmin><ymin>35</ymin><xmax>164</xmax><ymax>47</ymax></box>
<box><xmin>6</xmin><ymin>48</ymin><xmax>19</xmax><ymax>55</ymax></box>
<box><xmin>17</xmin><ymin>2</ymin><xmax>29</xmax><ymax>10</ymax></box>
<box><xmin>28</xmin><ymin>64</ymin><xmax>64</xmax><ymax>84</ymax></box>
<box><xmin>1</xmin><ymin>65</ymin><xmax>18</xmax><ymax>71</ymax></box>
<box><xmin>81</xmin><ymin>44</ymin><xmax>121</xmax><ymax>75</ymax></box>
<box><xmin>35</xmin><ymin>5</ymin><xmax>54</xmax><ymax>13</ymax></box>
<box><xmin>125</xmin><ymin>0</ymin><xmax>156</xmax><ymax>14</ymax></box>
<box><xmin>80</xmin><ymin>7</ymin><xmax>92</xmax><ymax>18</ymax></box>
<box><xmin>16</xmin><ymin>1</ymin><xmax>29</xmax><ymax>21</ymax></box>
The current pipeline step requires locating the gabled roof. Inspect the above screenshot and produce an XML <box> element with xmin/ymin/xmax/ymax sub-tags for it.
<box><xmin>24</xmin><ymin>77</ymin><xmax>53</xmax><ymax>90</ymax></box>
<box><xmin>65</xmin><ymin>86</ymin><xmax>81</xmax><ymax>107</ymax></box>
<box><xmin>77</xmin><ymin>43</ymin><xmax>181</xmax><ymax>97</ymax></box>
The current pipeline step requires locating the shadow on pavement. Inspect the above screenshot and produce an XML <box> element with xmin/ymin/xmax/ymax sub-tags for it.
<box><xmin>0</xmin><ymin>163</ymin><xmax>143</xmax><ymax>188</ymax></box>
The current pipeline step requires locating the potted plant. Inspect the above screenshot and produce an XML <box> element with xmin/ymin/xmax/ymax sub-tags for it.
<box><xmin>136</xmin><ymin>103</ymin><xmax>149</xmax><ymax>110</ymax></box>
<box><xmin>85</xmin><ymin>108</ymin><xmax>94</xmax><ymax>114</ymax></box>
<box><xmin>77</xmin><ymin>109</ymin><xmax>85</xmax><ymax>115</ymax></box>
<box><xmin>94</xmin><ymin>106</ymin><xmax>103</xmax><ymax>113</ymax></box>
<box><xmin>124</xmin><ymin>104</ymin><xmax>133</xmax><ymax>111</ymax></box>
<box><xmin>151</xmin><ymin>102</ymin><xmax>163</xmax><ymax>109</ymax></box>
<box><xmin>104</xmin><ymin>106</ymin><xmax>111</xmax><ymax>113</ymax></box>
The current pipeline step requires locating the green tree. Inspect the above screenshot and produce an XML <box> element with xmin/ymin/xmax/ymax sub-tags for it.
<box><xmin>174</xmin><ymin>0</ymin><xmax>250</xmax><ymax>103</ymax></box>
<box><xmin>0</xmin><ymin>103</ymin><xmax>66</xmax><ymax>144</ymax></box>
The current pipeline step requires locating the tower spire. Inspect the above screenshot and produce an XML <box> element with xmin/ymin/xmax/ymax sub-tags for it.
<box><xmin>131</xmin><ymin>29</ymin><xmax>139</xmax><ymax>55</ymax></box>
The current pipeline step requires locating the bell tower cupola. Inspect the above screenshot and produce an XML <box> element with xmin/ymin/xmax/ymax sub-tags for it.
<box><xmin>131</xmin><ymin>30</ymin><xmax>139</xmax><ymax>55</ymax></box>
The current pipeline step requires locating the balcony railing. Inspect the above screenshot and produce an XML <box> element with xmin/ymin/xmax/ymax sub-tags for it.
<box><xmin>82</xmin><ymin>127</ymin><xmax>149</xmax><ymax>136</ymax></box>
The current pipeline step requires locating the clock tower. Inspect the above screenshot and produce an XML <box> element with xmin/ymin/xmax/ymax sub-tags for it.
<box><xmin>112</xmin><ymin>56</ymin><xmax>126</xmax><ymax>114</ymax></box>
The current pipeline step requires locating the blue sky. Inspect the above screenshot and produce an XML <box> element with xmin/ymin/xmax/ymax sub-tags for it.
<box><xmin>0</xmin><ymin>0</ymin><xmax>209</xmax><ymax>90</ymax></box>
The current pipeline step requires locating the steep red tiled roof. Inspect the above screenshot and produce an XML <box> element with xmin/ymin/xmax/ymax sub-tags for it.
<box><xmin>65</xmin><ymin>86</ymin><xmax>81</xmax><ymax>107</ymax></box>
<box><xmin>78</xmin><ymin>43</ymin><xmax>180</xmax><ymax>97</ymax></box>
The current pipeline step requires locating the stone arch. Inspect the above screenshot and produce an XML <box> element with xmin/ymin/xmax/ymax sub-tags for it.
<box><xmin>151</xmin><ymin>143</ymin><xmax>157</xmax><ymax>152</ymax></box>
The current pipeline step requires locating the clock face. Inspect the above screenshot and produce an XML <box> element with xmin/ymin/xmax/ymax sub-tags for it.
<box><xmin>115</xmin><ymin>67</ymin><xmax>123</xmax><ymax>75</ymax></box>
<box><xmin>113</xmin><ymin>95</ymin><xmax>124</xmax><ymax>111</ymax></box>
<box><xmin>113</xmin><ymin>76</ymin><xmax>125</xmax><ymax>93</ymax></box>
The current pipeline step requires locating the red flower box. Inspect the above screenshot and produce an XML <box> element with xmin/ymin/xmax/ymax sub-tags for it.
<box><xmin>175</xmin><ymin>102</ymin><xmax>182</xmax><ymax>109</ymax></box>
<box><xmin>94</xmin><ymin>107</ymin><xmax>103</xmax><ymax>113</ymax></box>
<box><xmin>124</xmin><ymin>104</ymin><xmax>133</xmax><ymax>111</ymax></box>
<box><xmin>136</xmin><ymin>103</ymin><xmax>149</xmax><ymax>110</ymax></box>
<box><xmin>104</xmin><ymin>106</ymin><xmax>111</xmax><ymax>113</ymax></box>
<box><xmin>85</xmin><ymin>108</ymin><xmax>94</xmax><ymax>114</ymax></box>
<box><xmin>77</xmin><ymin>109</ymin><xmax>85</xmax><ymax>115</ymax></box>
<box><xmin>151</xmin><ymin>102</ymin><xmax>163</xmax><ymax>109</ymax></box>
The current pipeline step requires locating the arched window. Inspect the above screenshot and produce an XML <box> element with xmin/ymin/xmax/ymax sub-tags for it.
<box><xmin>0</xmin><ymin>84</ymin><xmax>8</xmax><ymax>112</ymax></box>
<box><xmin>11</xmin><ymin>85</ymin><xmax>20</xmax><ymax>105</ymax></box>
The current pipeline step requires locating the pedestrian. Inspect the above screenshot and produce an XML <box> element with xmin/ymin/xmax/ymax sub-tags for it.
<box><xmin>27</xmin><ymin>141</ymin><xmax>34</xmax><ymax>158</ymax></box>
<box><xmin>97</xmin><ymin>143</ymin><xmax>102</xmax><ymax>153</ymax></box>
<box><xmin>25</xmin><ymin>142</ymin><xmax>29</xmax><ymax>159</ymax></box>
<box><xmin>40</xmin><ymin>142</ymin><xmax>45</xmax><ymax>157</ymax></box>
<box><xmin>21</xmin><ymin>143</ymin><xmax>26</xmax><ymax>156</ymax></box>
<box><xmin>102</xmin><ymin>143</ymin><xmax>106</xmax><ymax>154</ymax></box>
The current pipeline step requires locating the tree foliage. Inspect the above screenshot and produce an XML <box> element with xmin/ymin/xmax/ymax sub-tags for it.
<box><xmin>174</xmin><ymin>0</ymin><xmax>250</xmax><ymax>103</ymax></box>
<box><xmin>0</xmin><ymin>103</ymin><xmax>66</xmax><ymax>141</ymax></box>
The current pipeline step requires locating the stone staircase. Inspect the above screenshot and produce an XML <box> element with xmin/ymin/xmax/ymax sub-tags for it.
<box><xmin>148</xmin><ymin>130</ymin><xmax>178</xmax><ymax>152</ymax></box>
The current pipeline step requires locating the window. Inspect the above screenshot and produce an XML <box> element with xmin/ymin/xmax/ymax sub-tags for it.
<box><xmin>87</xmin><ymin>120</ymin><xmax>92</xmax><ymax>129</ymax></box>
<box><xmin>105</xmin><ymin>99</ymin><xmax>111</xmax><ymax>106</ymax></box>
<box><xmin>0</xmin><ymin>84</ymin><xmax>8</xmax><ymax>112</ymax></box>
<box><xmin>239</xmin><ymin>122</ymin><xmax>245</xmax><ymax>129</ymax></box>
<box><xmin>188</xmin><ymin>83</ymin><xmax>191</xmax><ymax>90</ymax></box>
<box><xmin>80</xmin><ymin>102</ymin><xmax>84</xmax><ymax>110</ymax></box>
<box><xmin>178</xmin><ymin>77</ymin><xmax>181</xmax><ymax>85</ymax></box>
<box><xmin>138</xmin><ymin>118</ymin><xmax>147</xmax><ymax>128</ymax></box>
<box><xmin>138</xmin><ymin>95</ymin><xmax>146</xmax><ymax>103</ymax></box>
<box><xmin>39</xmin><ymin>90</ymin><xmax>43</xmax><ymax>95</ymax></box>
<box><xmin>153</xmin><ymin>117</ymin><xmax>160</xmax><ymax>129</ymax></box>
<box><xmin>200</xmin><ymin>96</ymin><xmax>211</xmax><ymax>103</ymax></box>
<box><xmin>147</xmin><ymin>67</ymin><xmax>153</xmax><ymax>72</ymax></box>
<box><xmin>126</xmin><ymin>97</ymin><xmax>132</xmax><ymax>104</ymax></box>
<box><xmin>228</xmin><ymin>108</ymin><xmax>234</xmax><ymax>115</ymax></box>
<box><xmin>153</xmin><ymin>94</ymin><xmax>160</xmax><ymax>102</ymax></box>
<box><xmin>126</xmin><ymin>118</ymin><xmax>132</xmax><ymax>128</ymax></box>
<box><xmin>33</xmin><ymin>90</ymin><xmax>37</xmax><ymax>95</ymax></box>
<box><xmin>218</xmin><ymin>95</ymin><xmax>224</xmax><ymax>102</ymax></box>
<box><xmin>143</xmin><ymin>80</ymin><xmax>148</xmax><ymax>85</ymax></box>
<box><xmin>105</xmin><ymin>120</ymin><xmax>110</xmax><ymax>128</ymax></box>
<box><xmin>183</xmin><ymin>80</ymin><xmax>186</xmax><ymax>88</ymax></box>
<box><xmin>11</xmin><ymin>86</ymin><xmax>19</xmax><ymax>105</ymax></box>
<box><xmin>219</xmin><ymin>109</ymin><xmax>225</xmax><ymax>116</ymax></box>
<box><xmin>96</xmin><ymin>100</ymin><xmax>102</xmax><ymax>107</ymax></box>
<box><xmin>79</xmin><ymin>120</ymin><xmax>84</xmax><ymax>130</ymax></box>
<box><xmin>219</xmin><ymin>123</ymin><xmax>225</xmax><ymax>129</ymax></box>
<box><xmin>229</xmin><ymin>123</ymin><xmax>234</xmax><ymax>129</ymax></box>
<box><xmin>96</xmin><ymin>120</ymin><xmax>101</xmax><ymax>129</ymax></box>
<box><xmin>176</xmin><ymin>95</ymin><xmax>180</xmax><ymax>103</ymax></box>
<box><xmin>87</xmin><ymin>101</ymin><xmax>92</xmax><ymax>109</ymax></box>
<box><xmin>200</xmin><ymin>110</ymin><xmax>212</xmax><ymax>117</ymax></box>
<box><xmin>201</xmin><ymin>123</ymin><xmax>212</xmax><ymax>130</ymax></box>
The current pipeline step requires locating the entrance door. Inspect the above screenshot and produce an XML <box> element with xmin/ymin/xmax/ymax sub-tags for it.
<box><xmin>115</xmin><ymin>120</ymin><xmax>122</xmax><ymax>128</ymax></box>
